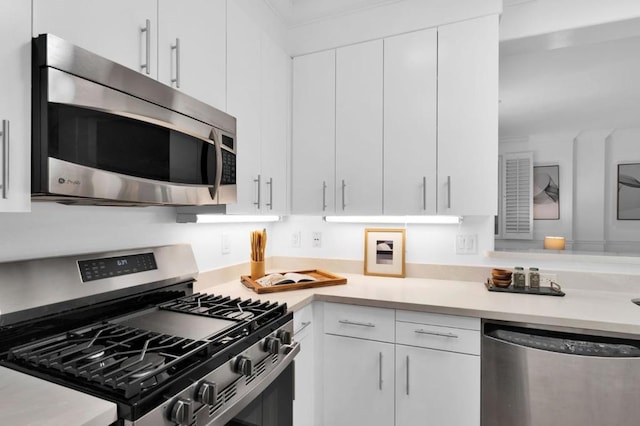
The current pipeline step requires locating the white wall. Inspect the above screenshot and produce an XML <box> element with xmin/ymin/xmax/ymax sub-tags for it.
<box><xmin>271</xmin><ymin>215</ymin><xmax>495</xmax><ymax>266</ymax></box>
<box><xmin>0</xmin><ymin>203</ymin><xmax>275</xmax><ymax>271</ymax></box>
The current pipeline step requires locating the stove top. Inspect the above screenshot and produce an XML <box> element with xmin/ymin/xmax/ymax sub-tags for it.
<box><xmin>0</xmin><ymin>245</ymin><xmax>293</xmax><ymax>424</ymax></box>
<box><xmin>5</xmin><ymin>293</ymin><xmax>287</xmax><ymax>398</ymax></box>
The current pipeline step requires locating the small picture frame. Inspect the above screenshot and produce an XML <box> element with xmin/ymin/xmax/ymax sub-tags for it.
<box><xmin>533</xmin><ymin>165</ymin><xmax>560</xmax><ymax>220</ymax></box>
<box><xmin>618</xmin><ymin>163</ymin><xmax>640</xmax><ymax>220</ymax></box>
<box><xmin>364</xmin><ymin>228</ymin><xmax>406</xmax><ymax>278</ymax></box>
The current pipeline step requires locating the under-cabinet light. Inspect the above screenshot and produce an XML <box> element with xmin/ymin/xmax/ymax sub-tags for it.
<box><xmin>195</xmin><ymin>215</ymin><xmax>281</xmax><ymax>224</ymax></box>
<box><xmin>323</xmin><ymin>215</ymin><xmax>462</xmax><ymax>224</ymax></box>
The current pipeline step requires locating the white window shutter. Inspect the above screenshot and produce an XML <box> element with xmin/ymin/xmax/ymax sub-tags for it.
<box><xmin>502</xmin><ymin>152</ymin><xmax>533</xmax><ymax>240</ymax></box>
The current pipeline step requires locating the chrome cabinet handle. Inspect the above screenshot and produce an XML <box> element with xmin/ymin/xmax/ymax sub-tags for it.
<box><xmin>414</xmin><ymin>328</ymin><xmax>459</xmax><ymax>338</ymax></box>
<box><xmin>254</xmin><ymin>175</ymin><xmax>261</xmax><ymax>209</ymax></box>
<box><xmin>447</xmin><ymin>175</ymin><xmax>451</xmax><ymax>209</ymax></box>
<box><xmin>406</xmin><ymin>355</ymin><xmax>410</xmax><ymax>395</ymax></box>
<box><xmin>171</xmin><ymin>38</ymin><xmax>181</xmax><ymax>88</ymax></box>
<box><xmin>378</xmin><ymin>352</ymin><xmax>383</xmax><ymax>390</ymax></box>
<box><xmin>1</xmin><ymin>120</ymin><xmax>8</xmax><ymax>199</ymax></box>
<box><xmin>296</xmin><ymin>321</ymin><xmax>311</xmax><ymax>334</ymax></box>
<box><xmin>341</xmin><ymin>179</ymin><xmax>346</xmax><ymax>210</ymax></box>
<box><xmin>322</xmin><ymin>181</ymin><xmax>327</xmax><ymax>211</ymax></box>
<box><xmin>338</xmin><ymin>319</ymin><xmax>375</xmax><ymax>328</ymax></box>
<box><xmin>422</xmin><ymin>176</ymin><xmax>427</xmax><ymax>211</ymax></box>
<box><xmin>266</xmin><ymin>177</ymin><xmax>273</xmax><ymax>210</ymax></box>
<box><xmin>140</xmin><ymin>19</ymin><xmax>151</xmax><ymax>75</ymax></box>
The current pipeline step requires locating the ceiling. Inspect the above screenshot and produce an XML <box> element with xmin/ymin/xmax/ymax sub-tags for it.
<box><xmin>264</xmin><ymin>0</ymin><xmax>402</xmax><ymax>27</ymax></box>
<box><xmin>499</xmin><ymin>17</ymin><xmax>640</xmax><ymax>139</ymax></box>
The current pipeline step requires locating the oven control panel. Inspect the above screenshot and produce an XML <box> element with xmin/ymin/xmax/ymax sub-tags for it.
<box><xmin>78</xmin><ymin>252</ymin><xmax>157</xmax><ymax>282</ymax></box>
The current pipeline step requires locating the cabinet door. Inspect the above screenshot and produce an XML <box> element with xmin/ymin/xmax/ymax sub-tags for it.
<box><xmin>384</xmin><ymin>29</ymin><xmax>438</xmax><ymax>215</ymax></box>
<box><xmin>291</xmin><ymin>51</ymin><xmax>336</xmax><ymax>215</ymax></box>
<box><xmin>226</xmin><ymin>1</ymin><xmax>262</xmax><ymax>213</ymax></box>
<box><xmin>437</xmin><ymin>15</ymin><xmax>499</xmax><ymax>215</ymax></box>
<box><xmin>260</xmin><ymin>35</ymin><xmax>291</xmax><ymax>215</ymax></box>
<box><xmin>396</xmin><ymin>345</ymin><xmax>480</xmax><ymax>426</ymax></box>
<box><xmin>335</xmin><ymin>40</ymin><xmax>383</xmax><ymax>215</ymax></box>
<box><xmin>293</xmin><ymin>311</ymin><xmax>315</xmax><ymax>426</ymax></box>
<box><xmin>323</xmin><ymin>334</ymin><xmax>394</xmax><ymax>426</ymax></box>
<box><xmin>0</xmin><ymin>0</ymin><xmax>30</xmax><ymax>212</ymax></box>
<box><xmin>157</xmin><ymin>0</ymin><xmax>226</xmax><ymax>109</ymax></box>
<box><xmin>33</xmin><ymin>0</ymin><xmax>157</xmax><ymax>78</ymax></box>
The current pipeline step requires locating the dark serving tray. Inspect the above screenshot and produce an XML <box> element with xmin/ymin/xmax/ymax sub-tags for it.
<box><xmin>484</xmin><ymin>279</ymin><xmax>565</xmax><ymax>297</ymax></box>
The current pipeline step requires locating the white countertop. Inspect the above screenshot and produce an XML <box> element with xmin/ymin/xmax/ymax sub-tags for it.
<box><xmin>3</xmin><ymin>272</ymin><xmax>639</xmax><ymax>425</ymax></box>
<box><xmin>199</xmin><ymin>273</ymin><xmax>640</xmax><ymax>336</ymax></box>
<box><xmin>0</xmin><ymin>366</ymin><xmax>117</xmax><ymax>426</ymax></box>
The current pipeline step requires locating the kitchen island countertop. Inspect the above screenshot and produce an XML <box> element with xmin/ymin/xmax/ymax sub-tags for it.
<box><xmin>198</xmin><ymin>272</ymin><xmax>640</xmax><ymax>336</ymax></box>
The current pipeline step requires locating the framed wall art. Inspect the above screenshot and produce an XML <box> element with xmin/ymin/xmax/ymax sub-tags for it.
<box><xmin>533</xmin><ymin>165</ymin><xmax>560</xmax><ymax>220</ymax></box>
<box><xmin>364</xmin><ymin>228</ymin><xmax>406</xmax><ymax>278</ymax></box>
<box><xmin>618</xmin><ymin>163</ymin><xmax>640</xmax><ymax>220</ymax></box>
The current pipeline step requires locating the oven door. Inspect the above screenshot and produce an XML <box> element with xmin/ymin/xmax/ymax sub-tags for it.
<box><xmin>225</xmin><ymin>363</ymin><xmax>294</xmax><ymax>426</ymax></box>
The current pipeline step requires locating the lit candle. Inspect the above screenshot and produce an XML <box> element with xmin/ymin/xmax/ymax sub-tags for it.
<box><xmin>544</xmin><ymin>236</ymin><xmax>566</xmax><ymax>250</ymax></box>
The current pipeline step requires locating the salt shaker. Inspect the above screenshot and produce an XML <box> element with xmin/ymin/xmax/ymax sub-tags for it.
<box><xmin>513</xmin><ymin>267</ymin><xmax>526</xmax><ymax>288</ymax></box>
<box><xmin>529</xmin><ymin>267</ymin><xmax>540</xmax><ymax>289</ymax></box>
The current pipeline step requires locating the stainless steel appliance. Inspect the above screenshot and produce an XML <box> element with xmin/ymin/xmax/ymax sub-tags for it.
<box><xmin>482</xmin><ymin>320</ymin><xmax>640</xmax><ymax>426</ymax></box>
<box><xmin>0</xmin><ymin>245</ymin><xmax>298</xmax><ymax>425</ymax></box>
<box><xmin>32</xmin><ymin>34</ymin><xmax>237</xmax><ymax>206</ymax></box>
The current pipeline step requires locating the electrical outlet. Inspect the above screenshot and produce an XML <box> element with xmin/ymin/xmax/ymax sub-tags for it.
<box><xmin>221</xmin><ymin>233</ymin><xmax>230</xmax><ymax>254</ymax></box>
<box><xmin>456</xmin><ymin>234</ymin><xmax>478</xmax><ymax>254</ymax></box>
<box><xmin>312</xmin><ymin>232</ymin><xmax>322</xmax><ymax>248</ymax></box>
<box><xmin>291</xmin><ymin>231</ymin><xmax>301</xmax><ymax>248</ymax></box>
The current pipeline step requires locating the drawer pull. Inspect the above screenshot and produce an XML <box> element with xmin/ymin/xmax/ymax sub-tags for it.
<box><xmin>338</xmin><ymin>319</ymin><xmax>375</xmax><ymax>328</ymax></box>
<box><xmin>414</xmin><ymin>329</ymin><xmax>459</xmax><ymax>338</ymax></box>
<box><xmin>296</xmin><ymin>321</ymin><xmax>312</xmax><ymax>333</ymax></box>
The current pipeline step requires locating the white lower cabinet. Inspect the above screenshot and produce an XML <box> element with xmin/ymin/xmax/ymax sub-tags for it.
<box><xmin>323</xmin><ymin>334</ymin><xmax>395</xmax><ymax>426</ymax></box>
<box><xmin>293</xmin><ymin>304</ymin><xmax>316</xmax><ymax>426</ymax></box>
<box><xmin>395</xmin><ymin>345</ymin><xmax>480</xmax><ymax>426</ymax></box>
<box><xmin>318</xmin><ymin>302</ymin><xmax>480</xmax><ymax>426</ymax></box>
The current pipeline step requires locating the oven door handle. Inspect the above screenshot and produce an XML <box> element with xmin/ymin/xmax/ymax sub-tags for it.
<box><xmin>208</xmin><ymin>341</ymin><xmax>301</xmax><ymax>426</ymax></box>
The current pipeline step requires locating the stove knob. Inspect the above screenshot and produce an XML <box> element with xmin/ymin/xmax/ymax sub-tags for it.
<box><xmin>234</xmin><ymin>355</ymin><xmax>253</xmax><ymax>376</ymax></box>
<box><xmin>168</xmin><ymin>398</ymin><xmax>193</xmax><ymax>426</ymax></box>
<box><xmin>196</xmin><ymin>381</ymin><xmax>218</xmax><ymax>406</ymax></box>
<box><xmin>263</xmin><ymin>336</ymin><xmax>281</xmax><ymax>354</ymax></box>
<box><xmin>276</xmin><ymin>329</ymin><xmax>292</xmax><ymax>345</ymax></box>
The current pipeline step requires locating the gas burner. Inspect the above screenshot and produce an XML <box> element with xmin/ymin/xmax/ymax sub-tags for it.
<box><xmin>81</xmin><ymin>345</ymin><xmax>106</xmax><ymax>360</ymax></box>
<box><xmin>121</xmin><ymin>353</ymin><xmax>166</xmax><ymax>379</ymax></box>
<box><xmin>221</xmin><ymin>309</ymin><xmax>256</xmax><ymax>321</ymax></box>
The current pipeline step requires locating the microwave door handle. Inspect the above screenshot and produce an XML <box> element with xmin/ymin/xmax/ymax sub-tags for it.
<box><xmin>208</xmin><ymin>129</ymin><xmax>222</xmax><ymax>201</ymax></box>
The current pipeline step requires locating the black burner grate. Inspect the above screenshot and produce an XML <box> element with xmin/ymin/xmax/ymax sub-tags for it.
<box><xmin>8</xmin><ymin>322</ymin><xmax>210</xmax><ymax>398</ymax></box>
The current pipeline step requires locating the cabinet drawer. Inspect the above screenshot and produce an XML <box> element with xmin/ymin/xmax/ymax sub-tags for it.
<box><xmin>396</xmin><ymin>309</ymin><xmax>480</xmax><ymax>331</ymax></box>
<box><xmin>324</xmin><ymin>302</ymin><xmax>395</xmax><ymax>343</ymax></box>
<box><xmin>396</xmin><ymin>321</ymin><xmax>480</xmax><ymax>355</ymax></box>
<box><xmin>293</xmin><ymin>303</ymin><xmax>314</xmax><ymax>336</ymax></box>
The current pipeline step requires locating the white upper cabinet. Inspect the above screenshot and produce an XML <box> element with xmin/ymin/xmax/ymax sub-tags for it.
<box><xmin>437</xmin><ymin>15</ymin><xmax>499</xmax><ymax>215</ymax></box>
<box><xmin>335</xmin><ymin>40</ymin><xmax>384</xmax><ymax>215</ymax></box>
<box><xmin>383</xmin><ymin>29</ymin><xmax>438</xmax><ymax>215</ymax></box>
<box><xmin>33</xmin><ymin>0</ymin><xmax>158</xmax><ymax>79</ymax></box>
<box><xmin>227</xmin><ymin>2</ymin><xmax>291</xmax><ymax>215</ymax></box>
<box><xmin>0</xmin><ymin>0</ymin><xmax>30</xmax><ymax>212</ymax></box>
<box><xmin>157</xmin><ymin>0</ymin><xmax>226</xmax><ymax>109</ymax></box>
<box><xmin>34</xmin><ymin>0</ymin><xmax>226</xmax><ymax>108</ymax></box>
<box><xmin>291</xmin><ymin>50</ymin><xmax>336</xmax><ymax>215</ymax></box>
<box><xmin>260</xmin><ymin>36</ymin><xmax>291</xmax><ymax>215</ymax></box>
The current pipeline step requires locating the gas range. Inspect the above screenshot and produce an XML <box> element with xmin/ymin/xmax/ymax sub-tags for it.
<box><xmin>0</xmin><ymin>245</ymin><xmax>298</xmax><ymax>426</ymax></box>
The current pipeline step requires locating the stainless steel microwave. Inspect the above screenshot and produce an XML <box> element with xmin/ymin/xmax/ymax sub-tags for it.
<box><xmin>31</xmin><ymin>34</ymin><xmax>236</xmax><ymax>206</ymax></box>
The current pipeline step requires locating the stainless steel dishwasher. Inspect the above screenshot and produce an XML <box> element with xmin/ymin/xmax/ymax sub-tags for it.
<box><xmin>482</xmin><ymin>320</ymin><xmax>640</xmax><ymax>426</ymax></box>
